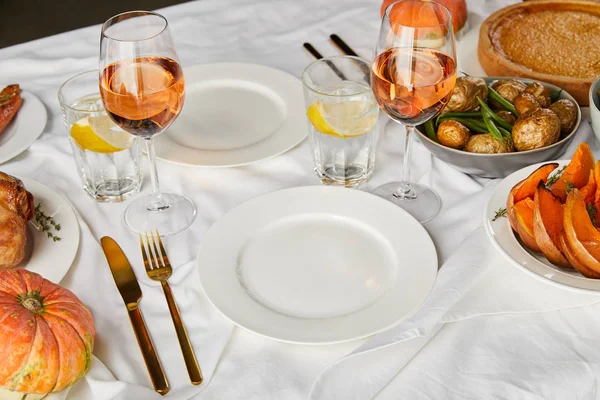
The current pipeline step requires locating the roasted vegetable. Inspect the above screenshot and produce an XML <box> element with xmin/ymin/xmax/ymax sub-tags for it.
<box><xmin>512</xmin><ymin>108</ymin><xmax>561</xmax><ymax>151</ymax></box>
<box><xmin>496</xmin><ymin>110</ymin><xmax>516</xmax><ymax>125</ymax></box>
<box><xmin>437</xmin><ymin>120</ymin><xmax>471</xmax><ymax>149</ymax></box>
<box><xmin>490</xmin><ymin>80</ymin><xmax>527</xmax><ymax>108</ymax></box>
<box><xmin>465</xmin><ymin>133</ymin><xmax>513</xmax><ymax>154</ymax></box>
<box><xmin>549</xmin><ymin>99</ymin><xmax>578</xmax><ymax>135</ymax></box>
<box><xmin>437</xmin><ymin>116</ymin><xmax>487</xmax><ymax>133</ymax></box>
<box><xmin>524</xmin><ymin>82</ymin><xmax>551</xmax><ymax>108</ymax></box>
<box><xmin>514</xmin><ymin>92</ymin><xmax>540</xmax><ymax>116</ymax></box>
<box><xmin>488</xmin><ymin>87</ymin><xmax>519</xmax><ymax>116</ymax></box>
<box><xmin>444</xmin><ymin>76</ymin><xmax>489</xmax><ymax>112</ymax></box>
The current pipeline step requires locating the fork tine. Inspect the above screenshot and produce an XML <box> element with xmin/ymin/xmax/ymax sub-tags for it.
<box><xmin>145</xmin><ymin>232</ymin><xmax>159</xmax><ymax>269</ymax></box>
<box><xmin>139</xmin><ymin>234</ymin><xmax>153</xmax><ymax>272</ymax></box>
<box><xmin>149</xmin><ymin>231</ymin><xmax>164</xmax><ymax>268</ymax></box>
<box><xmin>155</xmin><ymin>230</ymin><xmax>171</xmax><ymax>268</ymax></box>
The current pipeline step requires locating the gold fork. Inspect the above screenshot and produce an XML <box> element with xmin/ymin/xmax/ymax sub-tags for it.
<box><xmin>140</xmin><ymin>231</ymin><xmax>203</xmax><ymax>385</ymax></box>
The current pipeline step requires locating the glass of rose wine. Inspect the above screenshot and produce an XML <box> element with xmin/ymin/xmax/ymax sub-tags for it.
<box><xmin>99</xmin><ymin>11</ymin><xmax>196</xmax><ymax>236</ymax></box>
<box><xmin>371</xmin><ymin>0</ymin><xmax>457</xmax><ymax>223</ymax></box>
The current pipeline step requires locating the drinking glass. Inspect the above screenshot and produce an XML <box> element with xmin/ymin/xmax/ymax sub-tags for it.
<box><xmin>99</xmin><ymin>11</ymin><xmax>195</xmax><ymax>236</ymax></box>
<box><xmin>58</xmin><ymin>70</ymin><xmax>142</xmax><ymax>202</ymax></box>
<box><xmin>302</xmin><ymin>56</ymin><xmax>379</xmax><ymax>187</ymax></box>
<box><xmin>371</xmin><ymin>0</ymin><xmax>457</xmax><ymax>223</ymax></box>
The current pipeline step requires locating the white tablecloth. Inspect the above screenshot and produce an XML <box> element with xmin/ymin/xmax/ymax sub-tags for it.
<box><xmin>3</xmin><ymin>0</ymin><xmax>600</xmax><ymax>399</ymax></box>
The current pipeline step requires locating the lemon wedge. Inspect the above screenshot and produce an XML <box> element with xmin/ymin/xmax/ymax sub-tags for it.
<box><xmin>307</xmin><ymin>100</ymin><xmax>377</xmax><ymax>138</ymax></box>
<box><xmin>70</xmin><ymin>116</ymin><xmax>133</xmax><ymax>153</ymax></box>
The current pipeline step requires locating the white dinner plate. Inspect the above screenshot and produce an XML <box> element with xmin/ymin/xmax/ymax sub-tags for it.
<box><xmin>484</xmin><ymin>160</ymin><xmax>600</xmax><ymax>293</ymax></box>
<box><xmin>197</xmin><ymin>186</ymin><xmax>438</xmax><ymax>344</ymax></box>
<box><xmin>0</xmin><ymin>91</ymin><xmax>47</xmax><ymax>164</ymax></box>
<box><xmin>17</xmin><ymin>178</ymin><xmax>79</xmax><ymax>284</ymax></box>
<box><xmin>155</xmin><ymin>63</ymin><xmax>306</xmax><ymax>167</ymax></box>
<box><xmin>457</xmin><ymin>23</ymin><xmax>486</xmax><ymax>77</ymax></box>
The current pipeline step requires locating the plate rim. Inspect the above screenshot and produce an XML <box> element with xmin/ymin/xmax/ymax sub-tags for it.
<box><xmin>155</xmin><ymin>62</ymin><xmax>307</xmax><ymax>168</ymax></box>
<box><xmin>0</xmin><ymin>91</ymin><xmax>47</xmax><ymax>164</ymax></box>
<box><xmin>483</xmin><ymin>160</ymin><xmax>600</xmax><ymax>294</ymax></box>
<box><xmin>196</xmin><ymin>185</ymin><xmax>438</xmax><ymax>344</ymax></box>
<box><xmin>19</xmin><ymin>177</ymin><xmax>80</xmax><ymax>284</ymax></box>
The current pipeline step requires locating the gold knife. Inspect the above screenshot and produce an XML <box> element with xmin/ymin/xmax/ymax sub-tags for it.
<box><xmin>101</xmin><ymin>236</ymin><xmax>170</xmax><ymax>396</ymax></box>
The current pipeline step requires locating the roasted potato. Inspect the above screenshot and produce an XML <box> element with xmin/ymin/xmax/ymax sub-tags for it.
<box><xmin>549</xmin><ymin>99</ymin><xmax>578</xmax><ymax>135</ymax></box>
<box><xmin>490</xmin><ymin>79</ymin><xmax>527</xmax><ymax>109</ymax></box>
<box><xmin>514</xmin><ymin>92</ymin><xmax>540</xmax><ymax>116</ymax></box>
<box><xmin>465</xmin><ymin>134</ymin><xmax>512</xmax><ymax>154</ymax></box>
<box><xmin>496</xmin><ymin>110</ymin><xmax>516</xmax><ymax>125</ymax></box>
<box><xmin>512</xmin><ymin>108</ymin><xmax>561</xmax><ymax>151</ymax></box>
<box><xmin>444</xmin><ymin>76</ymin><xmax>488</xmax><ymax>112</ymax></box>
<box><xmin>437</xmin><ymin>120</ymin><xmax>471</xmax><ymax>149</ymax></box>
<box><xmin>524</xmin><ymin>82</ymin><xmax>551</xmax><ymax>108</ymax></box>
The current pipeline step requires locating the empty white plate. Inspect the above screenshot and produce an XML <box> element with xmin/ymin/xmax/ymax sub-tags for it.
<box><xmin>197</xmin><ymin>186</ymin><xmax>438</xmax><ymax>344</ymax></box>
<box><xmin>0</xmin><ymin>91</ymin><xmax>47</xmax><ymax>164</ymax></box>
<box><xmin>155</xmin><ymin>63</ymin><xmax>306</xmax><ymax>167</ymax></box>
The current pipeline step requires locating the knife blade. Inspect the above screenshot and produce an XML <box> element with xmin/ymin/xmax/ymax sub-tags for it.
<box><xmin>101</xmin><ymin>236</ymin><xmax>170</xmax><ymax>396</ymax></box>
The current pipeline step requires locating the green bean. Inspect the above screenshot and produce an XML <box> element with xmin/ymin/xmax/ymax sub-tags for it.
<box><xmin>480</xmin><ymin>106</ymin><xmax>506</xmax><ymax>143</ymax></box>
<box><xmin>550</xmin><ymin>88</ymin><xmax>563</xmax><ymax>103</ymax></box>
<box><xmin>498</xmin><ymin>126</ymin><xmax>512</xmax><ymax>141</ymax></box>
<box><xmin>488</xmin><ymin>87</ymin><xmax>519</xmax><ymax>116</ymax></box>
<box><xmin>424</xmin><ymin>120</ymin><xmax>437</xmax><ymax>141</ymax></box>
<box><xmin>436</xmin><ymin>112</ymin><xmax>482</xmax><ymax>126</ymax></box>
<box><xmin>476</xmin><ymin>98</ymin><xmax>514</xmax><ymax>130</ymax></box>
<box><xmin>440</xmin><ymin>117</ymin><xmax>488</xmax><ymax>133</ymax></box>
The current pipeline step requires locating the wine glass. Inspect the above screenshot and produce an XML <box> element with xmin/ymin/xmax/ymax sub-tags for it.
<box><xmin>371</xmin><ymin>0</ymin><xmax>457</xmax><ymax>223</ymax></box>
<box><xmin>99</xmin><ymin>11</ymin><xmax>196</xmax><ymax>236</ymax></box>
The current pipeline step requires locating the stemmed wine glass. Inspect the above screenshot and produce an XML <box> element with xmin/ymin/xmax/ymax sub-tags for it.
<box><xmin>371</xmin><ymin>0</ymin><xmax>457</xmax><ymax>223</ymax></box>
<box><xmin>100</xmin><ymin>11</ymin><xmax>196</xmax><ymax>236</ymax></box>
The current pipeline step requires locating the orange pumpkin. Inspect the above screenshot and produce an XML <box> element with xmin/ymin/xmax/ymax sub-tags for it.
<box><xmin>380</xmin><ymin>0</ymin><xmax>468</xmax><ymax>33</ymax></box>
<box><xmin>0</xmin><ymin>270</ymin><xmax>95</xmax><ymax>397</ymax></box>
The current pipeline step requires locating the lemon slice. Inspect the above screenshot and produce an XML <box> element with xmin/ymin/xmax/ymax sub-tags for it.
<box><xmin>70</xmin><ymin>116</ymin><xmax>133</xmax><ymax>153</ymax></box>
<box><xmin>307</xmin><ymin>100</ymin><xmax>377</xmax><ymax>138</ymax></box>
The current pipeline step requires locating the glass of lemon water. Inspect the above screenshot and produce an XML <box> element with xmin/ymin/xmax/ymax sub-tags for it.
<box><xmin>59</xmin><ymin>71</ymin><xmax>142</xmax><ymax>202</ymax></box>
<box><xmin>302</xmin><ymin>56</ymin><xmax>379</xmax><ymax>187</ymax></box>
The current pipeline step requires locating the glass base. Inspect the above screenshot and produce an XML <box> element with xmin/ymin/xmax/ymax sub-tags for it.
<box><xmin>373</xmin><ymin>181</ymin><xmax>441</xmax><ymax>224</ymax></box>
<box><xmin>124</xmin><ymin>193</ymin><xmax>196</xmax><ymax>236</ymax></box>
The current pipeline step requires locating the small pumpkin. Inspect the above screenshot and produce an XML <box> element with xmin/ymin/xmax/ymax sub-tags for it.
<box><xmin>0</xmin><ymin>269</ymin><xmax>95</xmax><ymax>398</ymax></box>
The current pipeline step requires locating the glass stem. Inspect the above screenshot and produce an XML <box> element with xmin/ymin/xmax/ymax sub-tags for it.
<box><xmin>394</xmin><ymin>124</ymin><xmax>417</xmax><ymax>200</ymax></box>
<box><xmin>145</xmin><ymin>137</ymin><xmax>169</xmax><ymax>211</ymax></box>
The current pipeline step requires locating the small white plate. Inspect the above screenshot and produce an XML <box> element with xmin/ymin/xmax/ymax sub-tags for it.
<box><xmin>155</xmin><ymin>63</ymin><xmax>306</xmax><ymax>167</ymax></box>
<box><xmin>457</xmin><ymin>24</ymin><xmax>486</xmax><ymax>77</ymax></box>
<box><xmin>197</xmin><ymin>186</ymin><xmax>438</xmax><ymax>344</ymax></box>
<box><xmin>17</xmin><ymin>178</ymin><xmax>79</xmax><ymax>284</ymax></box>
<box><xmin>484</xmin><ymin>160</ymin><xmax>600</xmax><ymax>293</ymax></box>
<box><xmin>0</xmin><ymin>91</ymin><xmax>47</xmax><ymax>164</ymax></box>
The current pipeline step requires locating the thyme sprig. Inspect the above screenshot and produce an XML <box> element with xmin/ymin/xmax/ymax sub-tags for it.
<box><xmin>0</xmin><ymin>94</ymin><xmax>12</xmax><ymax>106</ymax></box>
<box><xmin>492</xmin><ymin>207</ymin><xmax>507</xmax><ymax>221</ymax></box>
<box><xmin>565</xmin><ymin>182</ymin><xmax>576</xmax><ymax>195</ymax></box>
<box><xmin>33</xmin><ymin>203</ymin><xmax>61</xmax><ymax>242</ymax></box>
<box><xmin>546</xmin><ymin>165</ymin><xmax>566</xmax><ymax>187</ymax></box>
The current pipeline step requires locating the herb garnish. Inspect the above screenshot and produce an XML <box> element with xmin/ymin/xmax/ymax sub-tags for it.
<box><xmin>588</xmin><ymin>203</ymin><xmax>599</xmax><ymax>228</ymax></box>
<box><xmin>565</xmin><ymin>182</ymin><xmax>576</xmax><ymax>195</ymax></box>
<box><xmin>33</xmin><ymin>203</ymin><xmax>61</xmax><ymax>242</ymax></box>
<box><xmin>0</xmin><ymin>94</ymin><xmax>12</xmax><ymax>106</ymax></box>
<box><xmin>546</xmin><ymin>165</ymin><xmax>566</xmax><ymax>187</ymax></box>
<box><xmin>492</xmin><ymin>207</ymin><xmax>507</xmax><ymax>221</ymax></box>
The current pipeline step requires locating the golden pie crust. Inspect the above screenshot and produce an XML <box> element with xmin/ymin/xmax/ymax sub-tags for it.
<box><xmin>478</xmin><ymin>0</ymin><xmax>600</xmax><ymax>105</ymax></box>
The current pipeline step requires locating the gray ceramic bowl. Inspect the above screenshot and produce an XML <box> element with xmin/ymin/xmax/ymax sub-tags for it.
<box><xmin>589</xmin><ymin>76</ymin><xmax>600</xmax><ymax>142</ymax></box>
<box><xmin>415</xmin><ymin>77</ymin><xmax>581</xmax><ymax>178</ymax></box>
